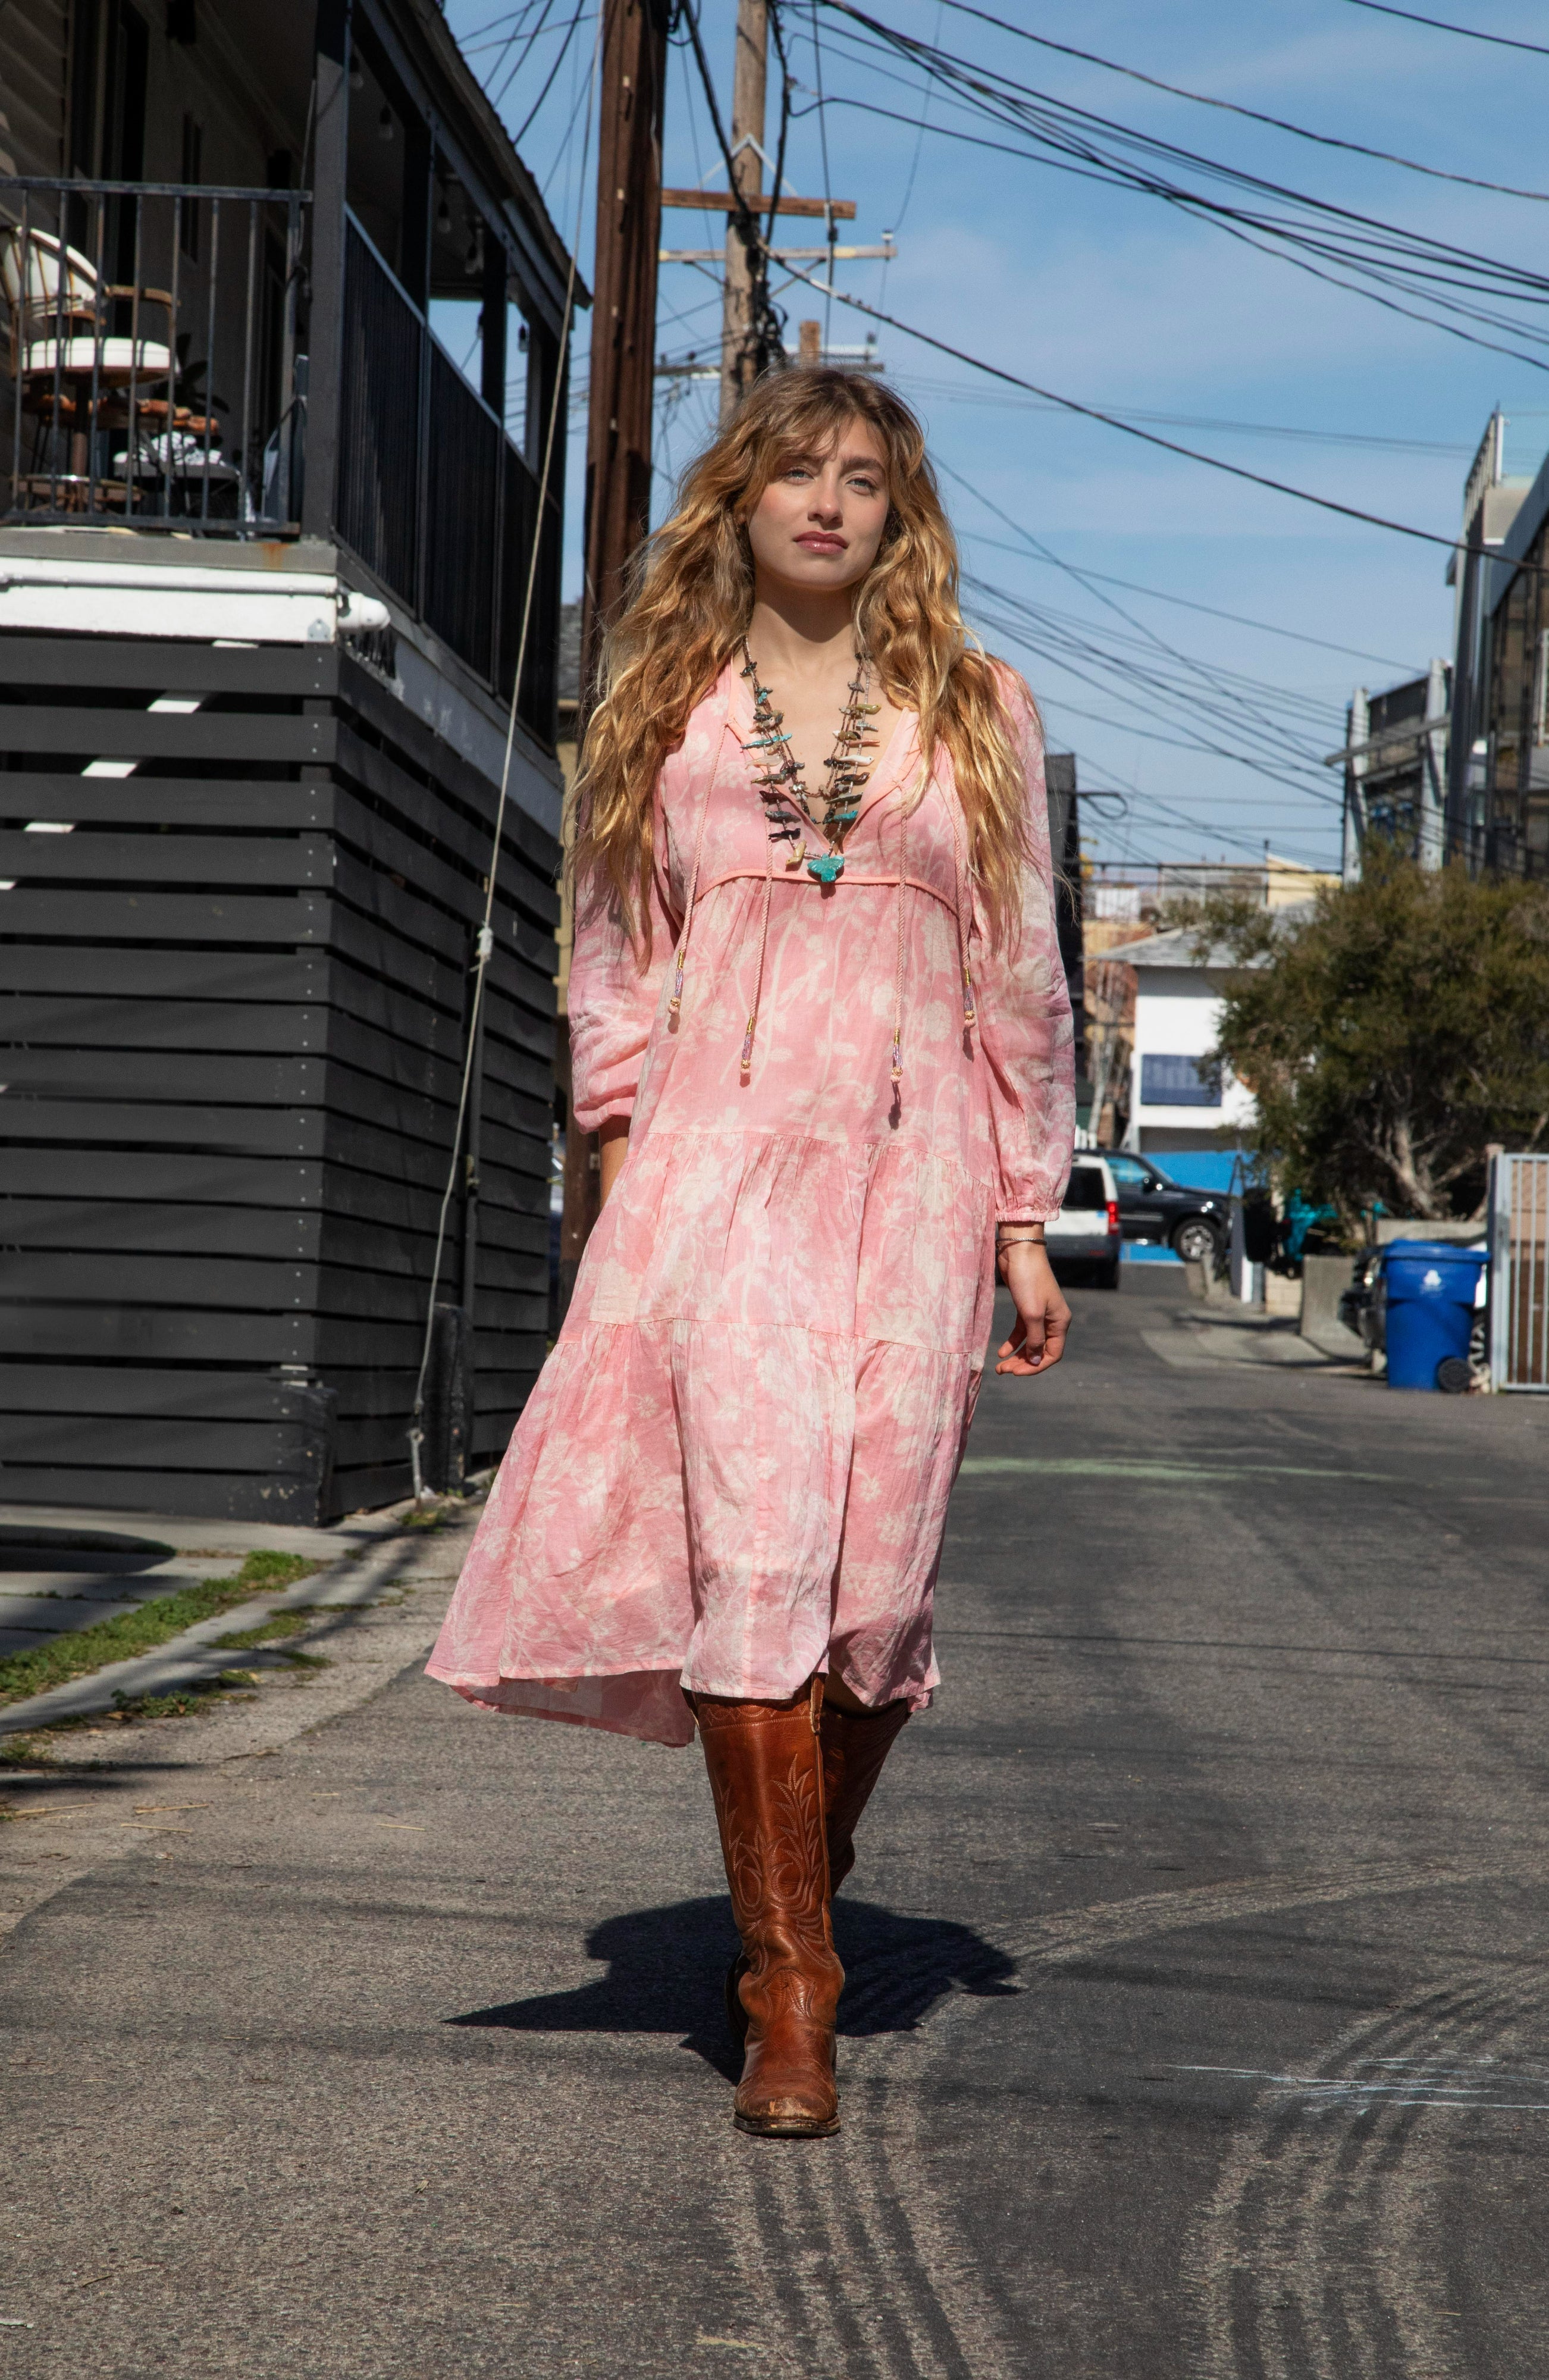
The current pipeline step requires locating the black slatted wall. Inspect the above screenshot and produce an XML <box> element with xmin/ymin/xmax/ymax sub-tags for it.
<box><xmin>0</xmin><ymin>633</ymin><xmax>559</xmax><ymax>1520</ymax></box>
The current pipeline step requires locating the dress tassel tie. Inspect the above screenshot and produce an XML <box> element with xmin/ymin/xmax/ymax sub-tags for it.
<box><xmin>741</xmin><ymin>809</ymin><xmax>776</xmax><ymax>1080</ymax></box>
<box><xmin>665</xmin><ymin>716</ymin><xmax>725</xmax><ymax>1027</ymax></box>
<box><xmin>890</xmin><ymin>798</ymin><xmax>906</xmax><ymax>1088</ymax></box>
<box><xmin>950</xmin><ymin>800</ymin><xmax>978</xmax><ymax>1036</ymax></box>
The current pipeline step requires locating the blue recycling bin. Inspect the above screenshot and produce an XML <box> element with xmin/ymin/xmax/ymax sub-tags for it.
<box><xmin>1382</xmin><ymin>1239</ymin><xmax>1487</xmax><ymax>1391</ymax></box>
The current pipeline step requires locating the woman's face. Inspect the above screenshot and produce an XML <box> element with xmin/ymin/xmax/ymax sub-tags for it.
<box><xmin>744</xmin><ymin>418</ymin><xmax>892</xmax><ymax>595</ymax></box>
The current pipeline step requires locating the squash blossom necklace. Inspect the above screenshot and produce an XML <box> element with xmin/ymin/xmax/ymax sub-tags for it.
<box><xmin>739</xmin><ymin>641</ymin><xmax>879</xmax><ymax>885</ymax></box>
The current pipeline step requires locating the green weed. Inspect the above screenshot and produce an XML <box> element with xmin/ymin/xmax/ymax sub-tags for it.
<box><xmin>0</xmin><ymin>1551</ymin><xmax>325</xmax><ymax>1711</ymax></box>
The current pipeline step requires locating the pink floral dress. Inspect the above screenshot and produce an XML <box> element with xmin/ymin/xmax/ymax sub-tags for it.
<box><xmin>427</xmin><ymin>660</ymin><xmax>1074</xmax><ymax>1746</ymax></box>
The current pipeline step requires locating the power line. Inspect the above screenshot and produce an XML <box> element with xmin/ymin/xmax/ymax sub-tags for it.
<box><xmin>965</xmin><ymin>579</ymin><xmax>1349</xmax><ymax>748</ymax></box>
<box><xmin>661</xmin><ymin>9</ymin><xmax>1404</xmax><ymax>860</ymax></box>
<box><xmin>920</xmin><ymin>0</ymin><xmax>1549</xmax><ymax>205</ymax></box>
<box><xmin>823</xmin><ymin>85</ymin><xmax>1549</xmax><ymax>378</ymax></box>
<box><xmin>896</xmin><ymin>374</ymin><xmax>1471</xmax><ymax>458</ymax></box>
<box><xmin>807</xmin><ymin>9</ymin><xmax>1549</xmax><ymax>372</ymax></box>
<box><xmin>408</xmin><ymin>5</ymin><xmax>601</xmax><ymax>1495</ymax></box>
<box><xmin>1341</xmin><ymin>0</ymin><xmax>1549</xmax><ymax>57</ymax></box>
<box><xmin>965</xmin><ymin>573</ymin><xmax>1341</xmax><ymax>785</ymax></box>
<box><xmin>968</xmin><ymin>597</ymin><xmax>1342</xmax><ymax>798</ymax></box>
<box><xmin>954</xmin><ymin>531</ymin><xmax>1423</xmax><ymax>675</ymax></box>
<box><xmin>1059</xmin><ymin>731</ymin><xmax>1335</xmax><ymax>864</ymax></box>
<box><xmin>963</xmin><ymin>561</ymin><xmax>1347</xmax><ymax>767</ymax></box>
<box><xmin>1055</xmin><ymin>749</ymin><xmax>1334</xmax><ymax>862</ymax></box>
<box><xmin>510</xmin><ymin>0</ymin><xmax>592</xmax><ymax>148</ymax></box>
<box><xmin>885</xmin><ymin>0</ymin><xmax>943</xmax><ymax>279</ymax></box>
<box><xmin>484</xmin><ymin>0</ymin><xmax>560</xmax><ymax>109</ymax></box>
<box><xmin>935</xmin><ymin>461</ymin><xmax>1409</xmax><ymax>853</ymax></box>
<box><xmin>807</xmin><ymin>0</ymin><xmax>836</xmax><ymax>346</ymax></box>
<box><xmin>676</xmin><ymin>0</ymin><xmax>788</xmax><ymax>377</ymax></box>
<box><xmin>936</xmin><ymin>454</ymin><xmax>1357</xmax><ymax>731</ymax></box>
<box><xmin>775</xmin><ymin>256</ymin><xmax>1474</xmax><ymax>560</ymax></box>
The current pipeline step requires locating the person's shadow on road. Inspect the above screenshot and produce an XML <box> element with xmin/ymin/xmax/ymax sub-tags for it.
<box><xmin>447</xmin><ymin>1896</ymin><xmax>1018</xmax><ymax>2080</ymax></box>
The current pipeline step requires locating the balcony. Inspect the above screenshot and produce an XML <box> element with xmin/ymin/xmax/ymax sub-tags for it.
<box><xmin>1</xmin><ymin>176</ymin><xmax>559</xmax><ymax>734</ymax></box>
<box><xmin>2</xmin><ymin>178</ymin><xmax>303</xmax><ymax>530</ymax></box>
<box><xmin>335</xmin><ymin>211</ymin><xmax>560</xmax><ymax>732</ymax></box>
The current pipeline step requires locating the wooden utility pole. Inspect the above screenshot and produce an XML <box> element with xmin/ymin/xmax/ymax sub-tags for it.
<box><xmin>581</xmin><ymin>0</ymin><xmax>668</xmax><ymax>694</ymax></box>
<box><xmin>560</xmin><ymin>0</ymin><xmax>668</xmax><ymax>1321</ymax></box>
<box><xmin>720</xmin><ymin>0</ymin><xmax>769</xmax><ymax>421</ymax></box>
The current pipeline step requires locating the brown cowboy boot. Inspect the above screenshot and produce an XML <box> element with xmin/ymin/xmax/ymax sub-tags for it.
<box><xmin>821</xmin><ymin>1696</ymin><xmax>911</xmax><ymax>1892</ymax></box>
<box><xmin>724</xmin><ymin>1690</ymin><xmax>911</xmax><ymax>2045</ymax></box>
<box><xmin>692</xmin><ymin>1678</ymin><xmax>844</xmax><ymax>2137</ymax></box>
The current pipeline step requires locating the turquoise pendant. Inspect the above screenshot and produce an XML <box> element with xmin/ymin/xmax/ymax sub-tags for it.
<box><xmin>808</xmin><ymin>853</ymin><xmax>844</xmax><ymax>884</ymax></box>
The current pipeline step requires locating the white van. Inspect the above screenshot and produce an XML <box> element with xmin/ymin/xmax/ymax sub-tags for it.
<box><xmin>1045</xmin><ymin>1155</ymin><xmax>1122</xmax><ymax>1290</ymax></box>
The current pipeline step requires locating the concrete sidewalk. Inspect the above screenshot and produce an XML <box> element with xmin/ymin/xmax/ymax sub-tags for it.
<box><xmin>0</xmin><ymin>1500</ymin><xmax>411</xmax><ymax>1653</ymax></box>
<box><xmin>0</xmin><ymin>1501</ymin><xmax>466</xmax><ymax>1737</ymax></box>
<box><xmin>3</xmin><ymin>1271</ymin><xmax>1547</xmax><ymax>2378</ymax></box>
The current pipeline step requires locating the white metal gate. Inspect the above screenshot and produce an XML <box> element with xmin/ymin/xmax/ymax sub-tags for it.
<box><xmin>1489</xmin><ymin>1153</ymin><xmax>1549</xmax><ymax>1389</ymax></box>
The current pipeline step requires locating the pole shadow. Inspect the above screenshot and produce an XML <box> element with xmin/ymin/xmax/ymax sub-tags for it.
<box><xmin>448</xmin><ymin>1895</ymin><xmax>1018</xmax><ymax>2078</ymax></box>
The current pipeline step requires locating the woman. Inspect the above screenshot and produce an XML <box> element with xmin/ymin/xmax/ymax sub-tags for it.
<box><xmin>429</xmin><ymin>368</ymin><xmax>1075</xmax><ymax>2138</ymax></box>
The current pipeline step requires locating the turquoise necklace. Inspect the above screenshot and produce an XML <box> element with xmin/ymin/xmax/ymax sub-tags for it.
<box><xmin>739</xmin><ymin>641</ymin><xmax>880</xmax><ymax>884</ymax></box>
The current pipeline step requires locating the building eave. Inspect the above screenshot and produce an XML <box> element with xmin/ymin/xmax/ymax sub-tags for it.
<box><xmin>366</xmin><ymin>0</ymin><xmax>590</xmax><ymax>325</ymax></box>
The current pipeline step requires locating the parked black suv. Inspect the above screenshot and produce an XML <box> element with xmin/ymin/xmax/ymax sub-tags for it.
<box><xmin>1099</xmin><ymin>1152</ymin><xmax>1226</xmax><ymax>1264</ymax></box>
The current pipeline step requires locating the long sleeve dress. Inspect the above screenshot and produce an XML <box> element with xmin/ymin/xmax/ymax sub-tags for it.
<box><xmin>427</xmin><ymin>658</ymin><xmax>1075</xmax><ymax>1748</ymax></box>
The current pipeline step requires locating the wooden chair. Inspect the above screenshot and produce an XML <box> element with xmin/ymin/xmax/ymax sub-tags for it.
<box><xmin>1</xmin><ymin>223</ymin><xmax>174</xmax><ymax>500</ymax></box>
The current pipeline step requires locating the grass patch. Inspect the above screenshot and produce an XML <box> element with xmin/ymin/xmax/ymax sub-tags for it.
<box><xmin>231</xmin><ymin>1551</ymin><xmax>321</xmax><ymax>1590</ymax></box>
<box><xmin>402</xmin><ymin>1503</ymin><xmax>460</xmax><ymax>1531</ymax></box>
<box><xmin>0</xmin><ymin>1551</ymin><xmax>324</xmax><ymax>1711</ymax></box>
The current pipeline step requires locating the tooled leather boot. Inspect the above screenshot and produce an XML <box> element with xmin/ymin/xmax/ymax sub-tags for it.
<box><xmin>692</xmin><ymin>1678</ymin><xmax>844</xmax><ymax>2137</ymax></box>
<box><xmin>724</xmin><ymin>1690</ymin><xmax>911</xmax><ymax>2047</ymax></box>
<box><xmin>820</xmin><ymin>1696</ymin><xmax>910</xmax><ymax>1892</ymax></box>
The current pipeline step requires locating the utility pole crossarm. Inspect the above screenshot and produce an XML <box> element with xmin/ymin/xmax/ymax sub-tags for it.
<box><xmin>660</xmin><ymin>189</ymin><xmax>856</xmax><ymax>218</ymax></box>
<box><xmin>662</xmin><ymin>240</ymin><xmax>890</xmax><ymax>264</ymax></box>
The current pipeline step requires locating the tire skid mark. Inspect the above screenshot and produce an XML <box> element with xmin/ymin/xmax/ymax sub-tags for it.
<box><xmin>714</xmin><ymin>2049</ymin><xmax>982</xmax><ymax>2379</ymax></box>
<box><xmin>712</xmin><ymin>1862</ymin><xmax>1525</xmax><ymax>2380</ymax></box>
<box><xmin>828</xmin><ymin>2067</ymin><xmax>982</xmax><ymax>2380</ymax></box>
<box><xmin>1002</xmin><ymin>1859</ymin><xmax>1503</xmax><ymax>1977</ymax></box>
<box><xmin>1183</xmin><ymin>1968</ymin><xmax>1545</xmax><ymax>2380</ymax></box>
<box><xmin>886</xmin><ymin>1864</ymin><xmax>1520</xmax><ymax>2375</ymax></box>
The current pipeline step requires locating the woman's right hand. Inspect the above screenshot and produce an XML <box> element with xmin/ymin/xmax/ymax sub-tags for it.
<box><xmin>995</xmin><ymin>1239</ymin><xmax>1071</xmax><ymax>1377</ymax></box>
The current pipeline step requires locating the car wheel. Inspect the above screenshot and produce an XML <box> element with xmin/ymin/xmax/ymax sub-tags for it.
<box><xmin>1094</xmin><ymin>1258</ymin><xmax>1121</xmax><ymax>1291</ymax></box>
<box><xmin>1172</xmin><ymin>1218</ymin><xmax>1219</xmax><ymax>1266</ymax></box>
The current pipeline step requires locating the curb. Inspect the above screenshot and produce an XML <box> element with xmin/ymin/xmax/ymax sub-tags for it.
<box><xmin>0</xmin><ymin>1529</ymin><xmax>444</xmax><ymax>1739</ymax></box>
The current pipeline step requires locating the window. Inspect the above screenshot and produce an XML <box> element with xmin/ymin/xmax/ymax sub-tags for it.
<box><xmin>1061</xmin><ymin>1167</ymin><xmax>1107</xmax><ymax>1212</ymax></box>
<box><xmin>180</xmin><ymin>114</ymin><xmax>202</xmax><ymax>261</ymax></box>
<box><xmin>1140</xmin><ymin>1053</ymin><xmax>1221</xmax><ymax>1107</ymax></box>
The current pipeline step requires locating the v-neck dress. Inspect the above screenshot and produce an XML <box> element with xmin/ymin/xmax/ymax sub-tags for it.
<box><xmin>427</xmin><ymin>660</ymin><xmax>1075</xmax><ymax>1746</ymax></box>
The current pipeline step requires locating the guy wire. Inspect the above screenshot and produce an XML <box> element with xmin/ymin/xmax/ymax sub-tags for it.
<box><xmin>406</xmin><ymin>7</ymin><xmax>603</xmax><ymax>1500</ymax></box>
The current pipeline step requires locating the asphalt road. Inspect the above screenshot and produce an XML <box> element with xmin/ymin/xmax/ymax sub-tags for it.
<box><xmin>4</xmin><ymin>1267</ymin><xmax>1548</xmax><ymax>2379</ymax></box>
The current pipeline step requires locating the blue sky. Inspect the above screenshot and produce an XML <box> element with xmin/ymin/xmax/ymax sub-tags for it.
<box><xmin>447</xmin><ymin>0</ymin><xmax>1549</xmax><ymax>873</ymax></box>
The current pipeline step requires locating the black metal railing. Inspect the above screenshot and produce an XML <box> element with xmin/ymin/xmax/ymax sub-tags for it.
<box><xmin>1</xmin><ymin>183</ymin><xmax>557</xmax><ymax>737</ymax></box>
<box><xmin>338</xmin><ymin>214</ymin><xmax>558</xmax><ymax>734</ymax></box>
<box><xmin>1</xmin><ymin>177</ymin><xmax>306</xmax><ymax>531</ymax></box>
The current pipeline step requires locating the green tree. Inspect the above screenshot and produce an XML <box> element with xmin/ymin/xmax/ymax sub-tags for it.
<box><xmin>1189</xmin><ymin>851</ymin><xmax>1549</xmax><ymax>1224</ymax></box>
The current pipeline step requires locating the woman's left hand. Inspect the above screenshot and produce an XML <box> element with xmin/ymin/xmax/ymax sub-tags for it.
<box><xmin>995</xmin><ymin>1239</ymin><xmax>1072</xmax><ymax>1377</ymax></box>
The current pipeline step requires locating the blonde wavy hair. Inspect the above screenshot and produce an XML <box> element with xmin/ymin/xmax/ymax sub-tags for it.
<box><xmin>573</xmin><ymin>367</ymin><xmax>1038</xmax><ymax>954</ymax></box>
